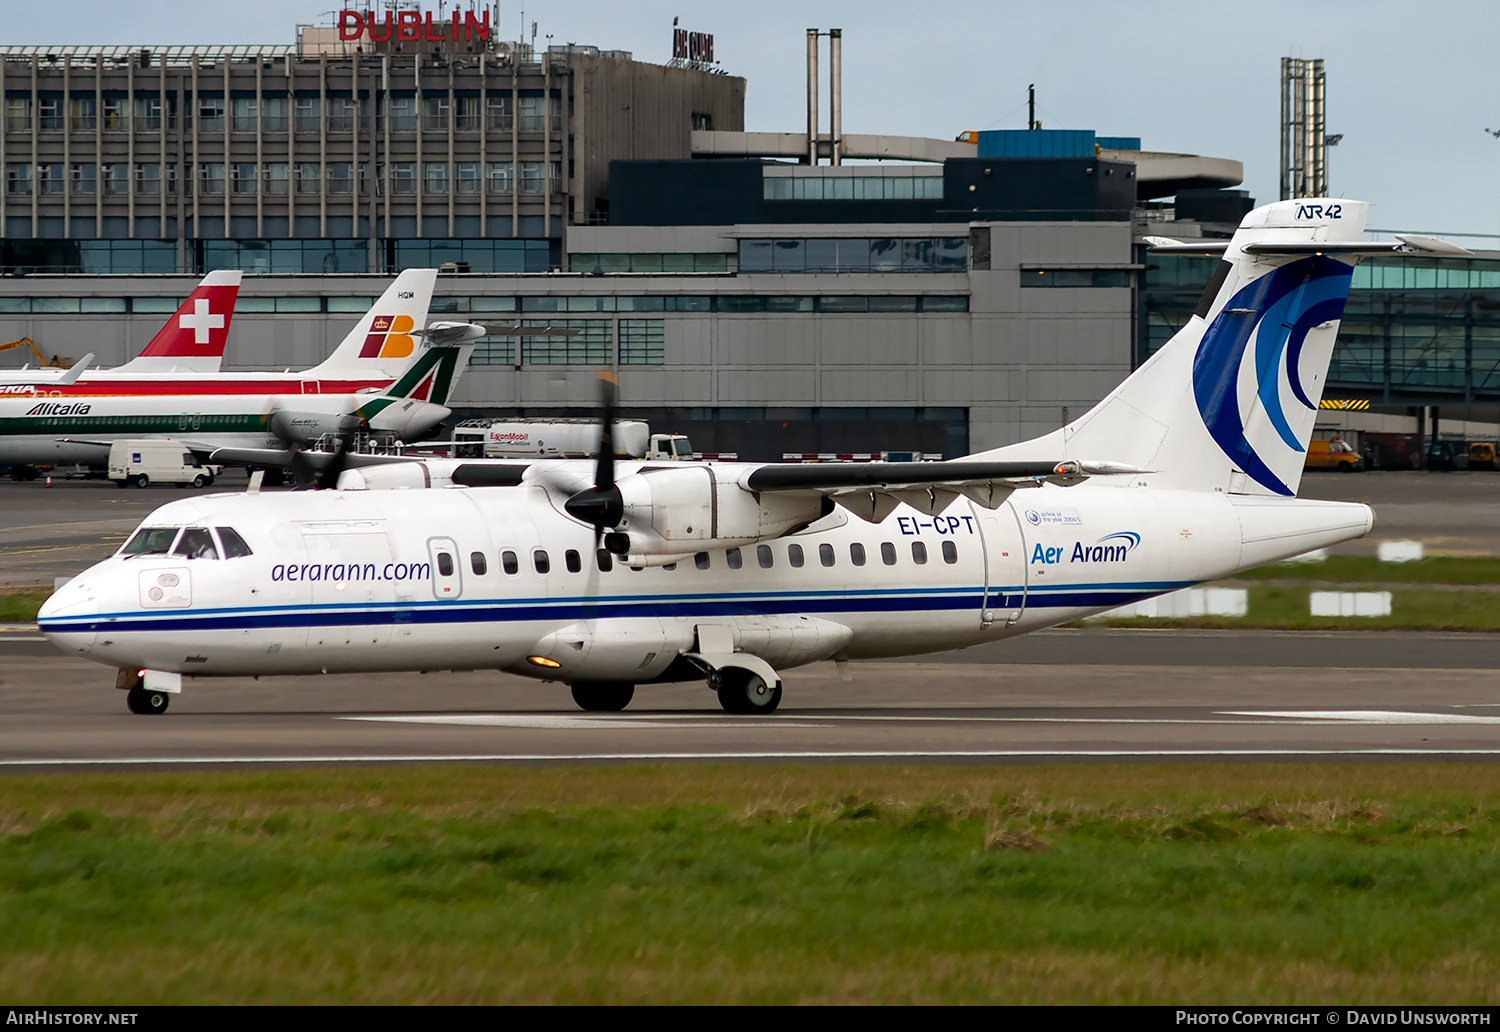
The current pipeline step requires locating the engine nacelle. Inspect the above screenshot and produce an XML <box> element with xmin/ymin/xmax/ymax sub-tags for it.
<box><xmin>268</xmin><ymin>409</ymin><xmax>361</xmax><ymax>446</ymax></box>
<box><xmin>610</xmin><ymin>465</ymin><xmax>827</xmax><ymax>556</ymax></box>
<box><xmin>368</xmin><ymin>399</ymin><xmax>452</xmax><ymax>440</ymax></box>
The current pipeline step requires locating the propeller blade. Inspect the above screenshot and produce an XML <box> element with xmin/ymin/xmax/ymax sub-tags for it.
<box><xmin>596</xmin><ymin>368</ymin><xmax>617</xmax><ymax>492</ymax></box>
<box><xmin>561</xmin><ymin>369</ymin><xmax>626</xmax><ymax>544</ymax></box>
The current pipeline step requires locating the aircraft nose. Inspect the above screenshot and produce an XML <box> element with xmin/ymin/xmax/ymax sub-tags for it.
<box><xmin>38</xmin><ymin>578</ymin><xmax>99</xmax><ymax>655</ymax></box>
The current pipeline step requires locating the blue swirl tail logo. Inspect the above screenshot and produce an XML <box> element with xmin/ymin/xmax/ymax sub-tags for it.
<box><xmin>1191</xmin><ymin>255</ymin><xmax>1352</xmax><ymax>495</ymax></box>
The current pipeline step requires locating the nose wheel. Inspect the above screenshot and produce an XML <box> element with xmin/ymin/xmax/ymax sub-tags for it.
<box><xmin>126</xmin><ymin>687</ymin><xmax>169</xmax><ymax>715</ymax></box>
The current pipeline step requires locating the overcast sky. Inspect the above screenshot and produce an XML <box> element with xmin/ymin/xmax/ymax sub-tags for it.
<box><xmin>10</xmin><ymin>0</ymin><xmax>1500</xmax><ymax>238</ymax></box>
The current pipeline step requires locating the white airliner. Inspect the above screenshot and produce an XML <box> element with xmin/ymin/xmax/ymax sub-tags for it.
<box><xmin>0</xmin><ymin>269</ymin><xmax>243</xmax><ymax>387</ymax></box>
<box><xmin>0</xmin><ymin>269</ymin><xmax>468</xmax><ymax>466</ymax></box>
<box><xmin>43</xmin><ymin>200</ymin><xmax>1430</xmax><ymax>715</ymax></box>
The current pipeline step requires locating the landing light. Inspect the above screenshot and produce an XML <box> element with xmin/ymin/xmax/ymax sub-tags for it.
<box><xmin>526</xmin><ymin>655</ymin><xmax>562</xmax><ymax>669</ymax></box>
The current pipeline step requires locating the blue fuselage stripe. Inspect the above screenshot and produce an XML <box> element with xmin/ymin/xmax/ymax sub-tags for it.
<box><xmin>40</xmin><ymin>582</ymin><xmax>1194</xmax><ymax>635</ymax></box>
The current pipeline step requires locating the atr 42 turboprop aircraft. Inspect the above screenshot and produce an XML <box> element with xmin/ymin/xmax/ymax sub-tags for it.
<box><xmin>0</xmin><ymin>269</ymin><xmax>472</xmax><ymax>466</ymax></box>
<box><xmin>0</xmin><ymin>270</ymin><xmax>243</xmax><ymax>388</ymax></box>
<box><xmin>42</xmin><ymin>200</ymin><xmax>1452</xmax><ymax>715</ymax></box>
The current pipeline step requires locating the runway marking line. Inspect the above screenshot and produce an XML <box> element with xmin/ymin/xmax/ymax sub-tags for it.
<box><xmin>338</xmin><ymin>712</ymin><xmax>1500</xmax><ymax>728</ymax></box>
<box><xmin>11</xmin><ymin>748</ymin><xmax>1500</xmax><ymax>767</ymax></box>
<box><xmin>1224</xmin><ymin>710</ymin><xmax>1500</xmax><ymax>725</ymax></box>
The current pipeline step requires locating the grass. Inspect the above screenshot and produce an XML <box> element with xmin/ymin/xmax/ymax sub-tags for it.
<box><xmin>1099</xmin><ymin>583</ymin><xmax>1500</xmax><ymax>631</ymax></box>
<box><xmin>1235</xmin><ymin>555</ymin><xmax>1500</xmax><ymax>585</ymax></box>
<box><xmin>0</xmin><ymin>591</ymin><xmax>47</xmax><ymax>622</ymax></box>
<box><xmin>5</xmin><ymin>764</ymin><xmax>1500</xmax><ymax>1003</ymax></box>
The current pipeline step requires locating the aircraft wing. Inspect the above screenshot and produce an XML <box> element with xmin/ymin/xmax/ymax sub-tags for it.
<box><xmin>200</xmin><ymin>445</ymin><xmax>420</xmax><ymax>470</ymax></box>
<box><xmin>741</xmin><ymin>458</ymin><xmax>1148</xmax><ymax>521</ymax></box>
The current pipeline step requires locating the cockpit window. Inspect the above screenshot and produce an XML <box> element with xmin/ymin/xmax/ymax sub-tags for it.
<box><xmin>173</xmin><ymin>528</ymin><xmax>219</xmax><ymax>560</ymax></box>
<box><xmin>120</xmin><ymin>527</ymin><xmax>181</xmax><ymax>555</ymax></box>
<box><xmin>216</xmin><ymin>527</ymin><xmax>253</xmax><ymax>558</ymax></box>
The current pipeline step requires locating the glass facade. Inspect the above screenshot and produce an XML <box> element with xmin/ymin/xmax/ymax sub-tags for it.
<box><xmin>569</xmin><ymin>252</ymin><xmax>728</xmax><ymax>274</ymax></box>
<box><xmin>738</xmin><ymin>237</ymin><xmax>967</xmax><ymax>274</ymax></box>
<box><xmin>618</xmin><ymin>319</ymin><xmax>665</xmax><ymax>364</ymax></box>
<box><xmin>1022</xmin><ymin>268</ymin><xmax>1131</xmax><ymax>287</ymax></box>
<box><xmin>391</xmin><ymin>239</ymin><xmax>551</xmax><ymax>274</ymax></box>
<box><xmin>763</xmin><ymin>176</ymin><xmax>944</xmax><ymax>201</ymax></box>
<box><xmin>1138</xmin><ymin>252</ymin><xmax>1500</xmax><ymax>402</ymax></box>
<box><xmin>520</xmin><ymin>319</ymin><xmax>611</xmax><ymax>365</ymax></box>
<box><xmin>199</xmin><ymin>239</ymin><xmax>369</xmax><ymax>275</ymax></box>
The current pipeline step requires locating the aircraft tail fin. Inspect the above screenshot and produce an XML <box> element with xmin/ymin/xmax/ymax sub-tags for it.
<box><xmin>116</xmin><ymin>270</ymin><xmax>241</xmax><ymax>373</ymax></box>
<box><xmin>306</xmin><ymin>269</ymin><xmax>439</xmax><ymax>381</ymax></box>
<box><xmin>976</xmin><ymin>199</ymin><xmax>1367</xmax><ymax>496</ymax></box>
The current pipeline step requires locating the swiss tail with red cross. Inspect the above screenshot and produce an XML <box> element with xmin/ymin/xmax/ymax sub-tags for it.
<box><xmin>116</xmin><ymin>270</ymin><xmax>242</xmax><ymax>373</ymax></box>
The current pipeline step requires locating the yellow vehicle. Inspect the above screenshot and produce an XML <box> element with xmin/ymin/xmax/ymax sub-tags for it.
<box><xmin>1470</xmin><ymin>442</ymin><xmax>1498</xmax><ymax>471</ymax></box>
<box><xmin>0</xmin><ymin>337</ymin><xmax>71</xmax><ymax>368</ymax></box>
<box><xmin>1305</xmin><ymin>438</ymin><xmax>1364</xmax><ymax>472</ymax></box>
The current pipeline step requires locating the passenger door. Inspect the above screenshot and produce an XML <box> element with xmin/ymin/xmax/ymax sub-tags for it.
<box><xmin>428</xmin><ymin>536</ymin><xmax>462</xmax><ymax>600</ymax></box>
<box><xmin>978</xmin><ymin>505</ymin><xmax>1027</xmax><ymax>629</ymax></box>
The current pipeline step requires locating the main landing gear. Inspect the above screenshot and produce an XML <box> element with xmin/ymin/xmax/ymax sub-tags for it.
<box><xmin>563</xmin><ymin>662</ymin><xmax>785</xmax><ymax>716</ymax></box>
<box><xmin>713</xmin><ymin>668</ymin><xmax>783</xmax><ymax>715</ymax></box>
<box><xmin>569</xmin><ymin>682</ymin><xmax>635</xmax><ymax>712</ymax></box>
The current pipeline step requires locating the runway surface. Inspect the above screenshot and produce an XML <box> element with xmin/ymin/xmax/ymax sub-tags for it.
<box><xmin>6</xmin><ymin>628</ymin><xmax>1500</xmax><ymax>769</ymax></box>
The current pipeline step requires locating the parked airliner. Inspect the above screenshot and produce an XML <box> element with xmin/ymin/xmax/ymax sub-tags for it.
<box><xmin>0</xmin><ymin>270</ymin><xmax>242</xmax><ymax>387</ymax></box>
<box><xmin>43</xmin><ymin>200</ymin><xmax>1442</xmax><ymax>715</ymax></box>
<box><xmin>0</xmin><ymin>269</ymin><xmax>469</xmax><ymax>466</ymax></box>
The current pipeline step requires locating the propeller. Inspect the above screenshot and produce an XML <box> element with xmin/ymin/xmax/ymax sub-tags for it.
<box><xmin>289</xmin><ymin>424</ymin><xmax>361</xmax><ymax>490</ymax></box>
<box><xmin>563</xmin><ymin>370</ymin><xmax>628</xmax><ymax>552</ymax></box>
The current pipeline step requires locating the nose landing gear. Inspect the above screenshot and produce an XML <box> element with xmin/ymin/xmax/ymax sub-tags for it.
<box><xmin>116</xmin><ymin>667</ymin><xmax>174</xmax><ymax>715</ymax></box>
<box><xmin>126</xmin><ymin>688</ymin><xmax>169</xmax><ymax>715</ymax></box>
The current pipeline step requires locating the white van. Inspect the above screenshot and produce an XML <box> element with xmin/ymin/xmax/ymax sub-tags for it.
<box><xmin>108</xmin><ymin>440</ymin><xmax>220</xmax><ymax>489</ymax></box>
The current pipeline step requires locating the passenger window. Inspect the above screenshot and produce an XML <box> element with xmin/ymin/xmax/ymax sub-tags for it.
<box><xmin>942</xmin><ymin>540</ymin><xmax>958</xmax><ymax>564</ymax></box>
<box><xmin>726</xmin><ymin>547</ymin><xmax>743</xmax><ymax>570</ymax></box>
<box><xmin>565</xmin><ymin>549</ymin><xmax>582</xmax><ymax>573</ymax></box>
<box><xmin>597</xmin><ymin>549</ymin><xmax>614</xmax><ymax>572</ymax></box>
<box><xmin>881</xmin><ymin>542</ymin><xmax>897</xmax><ymax>565</ymax></box>
<box><xmin>216</xmin><ymin>527</ymin><xmax>253</xmax><ymax>558</ymax></box>
<box><xmin>502</xmin><ymin>550</ymin><xmax>519</xmax><ymax>575</ymax></box>
<box><xmin>911</xmin><ymin>541</ymin><xmax>928</xmax><ymax>565</ymax></box>
<box><xmin>470</xmin><ymin>551</ymin><xmax>487</xmax><ymax>575</ymax></box>
<box><xmin>788</xmin><ymin>544</ymin><xmax>804</xmax><ymax>568</ymax></box>
<box><xmin>850</xmin><ymin>542</ymin><xmax>866</xmax><ymax>567</ymax></box>
<box><xmin>173</xmin><ymin>528</ymin><xmax>219</xmax><ymax>560</ymax></box>
<box><xmin>121</xmin><ymin>527</ymin><xmax>180</xmax><ymax>555</ymax></box>
<box><xmin>533</xmin><ymin>549</ymin><xmax>550</xmax><ymax>574</ymax></box>
<box><xmin>757</xmin><ymin>544</ymin><xmax>774</xmax><ymax>569</ymax></box>
<box><xmin>694</xmin><ymin>552</ymin><xmax>710</xmax><ymax>570</ymax></box>
<box><xmin>663</xmin><ymin>563</ymin><xmax>677</xmax><ymax>571</ymax></box>
<box><xmin>819</xmin><ymin>543</ymin><xmax>835</xmax><ymax>567</ymax></box>
<box><xmin>437</xmin><ymin>552</ymin><xmax>454</xmax><ymax>576</ymax></box>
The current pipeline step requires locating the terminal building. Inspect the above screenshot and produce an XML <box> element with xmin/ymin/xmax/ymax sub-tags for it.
<box><xmin>2</xmin><ymin>13</ymin><xmax>1497</xmax><ymax>461</ymax></box>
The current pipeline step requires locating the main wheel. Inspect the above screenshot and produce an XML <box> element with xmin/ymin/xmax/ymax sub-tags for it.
<box><xmin>133</xmin><ymin>474</ymin><xmax>149</xmax><ymax>489</ymax></box>
<box><xmin>715</xmin><ymin>669</ymin><xmax>782</xmax><ymax>715</ymax></box>
<box><xmin>569</xmin><ymin>682</ymin><xmax>635</xmax><ymax>712</ymax></box>
<box><xmin>126</xmin><ymin>687</ymin><xmax>169</xmax><ymax>715</ymax></box>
